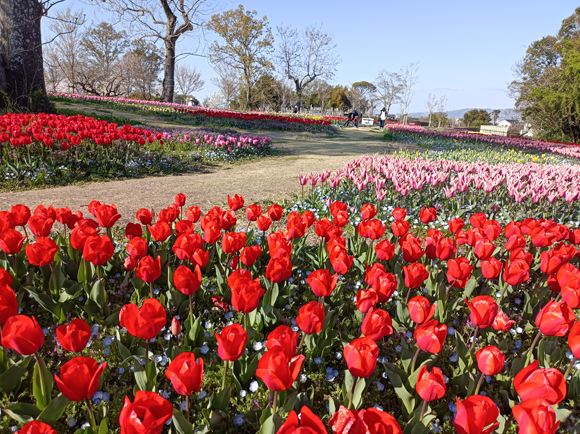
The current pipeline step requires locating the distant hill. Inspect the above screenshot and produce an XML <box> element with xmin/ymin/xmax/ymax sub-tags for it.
<box><xmin>408</xmin><ymin>108</ymin><xmax>517</xmax><ymax>120</ymax></box>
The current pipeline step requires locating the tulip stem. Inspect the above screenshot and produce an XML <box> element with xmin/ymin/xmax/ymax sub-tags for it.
<box><xmin>419</xmin><ymin>400</ymin><xmax>427</xmax><ymax>423</ymax></box>
<box><xmin>474</xmin><ymin>372</ymin><xmax>485</xmax><ymax>395</ymax></box>
<box><xmin>244</xmin><ymin>313</ymin><xmax>248</xmax><ymax>332</ymax></box>
<box><xmin>524</xmin><ymin>331</ymin><xmax>542</xmax><ymax>367</ymax></box>
<box><xmin>33</xmin><ymin>353</ymin><xmax>46</xmax><ymax>402</ymax></box>
<box><xmin>565</xmin><ymin>358</ymin><xmax>576</xmax><ymax>379</ymax></box>
<box><xmin>469</xmin><ymin>326</ymin><xmax>479</xmax><ymax>357</ymax></box>
<box><xmin>348</xmin><ymin>377</ymin><xmax>358</xmax><ymax>410</ymax></box>
<box><xmin>222</xmin><ymin>360</ymin><xmax>229</xmax><ymax>391</ymax></box>
<box><xmin>149</xmin><ymin>282</ymin><xmax>153</xmax><ymax>298</ymax></box>
<box><xmin>186</xmin><ymin>395</ymin><xmax>190</xmax><ymax>421</ymax></box>
<box><xmin>86</xmin><ymin>398</ymin><xmax>97</xmax><ymax>429</ymax></box>
<box><xmin>410</xmin><ymin>348</ymin><xmax>421</xmax><ymax>373</ymax></box>
<box><xmin>145</xmin><ymin>340</ymin><xmax>150</xmax><ymax>374</ymax></box>
<box><xmin>11</xmin><ymin>255</ymin><xmax>16</xmax><ymax>275</ymax></box>
<box><xmin>272</xmin><ymin>391</ymin><xmax>278</xmax><ymax>414</ymax></box>
<box><xmin>189</xmin><ymin>295</ymin><xmax>193</xmax><ymax>315</ymax></box>
<box><xmin>298</xmin><ymin>333</ymin><xmax>306</xmax><ymax>353</ymax></box>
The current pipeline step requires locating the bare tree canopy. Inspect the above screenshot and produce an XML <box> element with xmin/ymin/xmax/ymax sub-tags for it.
<box><xmin>207</xmin><ymin>4</ymin><xmax>274</xmax><ymax>110</ymax></box>
<box><xmin>375</xmin><ymin>69</ymin><xmax>402</xmax><ymax>115</ymax></box>
<box><xmin>210</xmin><ymin>62</ymin><xmax>239</xmax><ymax>109</ymax></box>
<box><xmin>174</xmin><ymin>63</ymin><xmax>204</xmax><ymax>100</ymax></box>
<box><xmin>275</xmin><ymin>24</ymin><xmax>340</xmax><ymax>112</ymax></box>
<box><xmin>399</xmin><ymin>62</ymin><xmax>419</xmax><ymax>124</ymax></box>
<box><xmin>89</xmin><ymin>0</ymin><xmax>216</xmax><ymax>102</ymax></box>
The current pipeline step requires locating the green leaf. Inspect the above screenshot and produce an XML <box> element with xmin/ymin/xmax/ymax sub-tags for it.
<box><xmin>260</xmin><ymin>414</ymin><xmax>283</xmax><ymax>434</ymax></box>
<box><xmin>3</xmin><ymin>402</ymin><xmax>41</xmax><ymax>424</ymax></box>
<box><xmin>210</xmin><ymin>386</ymin><xmax>231</xmax><ymax>412</ymax></box>
<box><xmin>133</xmin><ymin>359</ymin><xmax>149</xmax><ymax>391</ymax></box>
<box><xmin>383</xmin><ymin>362</ymin><xmax>416</xmax><ymax>417</ymax></box>
<box><xmin>0</xmin><ymin>355</ymin><xmax>32</xmax><ymax>395</ymax></box>
<box><xmin>33</xmin><ymin>356</ymin><xmax>54</xmax><ymax>410</ymax></box>
<box><xmin>98</xmin><ymin>419</ymin><xmax>108</xmax><ymax>434</ymax></box>
<box><xmin>172</xmin><ymin>410</ymin><xmax>194</xmax><ymax>434</ymax></box>
<box><xmin>456</xmin><ymin>332</ymin><xmax>470</xmax><ymax>372</ymax></box>
<box><xmin>37</xmin><ymin>393</ymin><xmax>70</xmax><ymax>425</ymax></box>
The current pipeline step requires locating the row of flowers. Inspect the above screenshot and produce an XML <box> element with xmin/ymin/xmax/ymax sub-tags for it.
<box><xmin>0</xmin><ymin>191</ymin><xmax>578</xmax><ymax>433</ymax></box>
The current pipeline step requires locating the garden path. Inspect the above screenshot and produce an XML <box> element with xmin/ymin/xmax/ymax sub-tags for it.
<box><xmin>0</xmin><ymin>107</ymin><xmax>422</xmax><ymax>220</ymax></box>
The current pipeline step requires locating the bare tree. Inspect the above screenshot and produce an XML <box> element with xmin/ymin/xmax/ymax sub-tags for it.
<box><xmin>276</xmin><ymin>24</ymin><xmax>340</xmax><ymax>112</ymax></box>
<box><xmin>46</xmin><ymin>7</ymin><xmax>85</xmax><ymax>93</ymax></box>
<box><xmin>425</xmin><ymin>93</ymin><xmax>437</xmax><ymax>127</ymax></box>
<box><xmin>435</xmin><ymin>95</ymin><xmax>447</xmax><ymax>127</ymax></box>
<box><xmin>210</xmin><ymin>62</ymin><xmax>239</xmax><ymax>109</ymax></box>
<box><xmin>399</xmin><ymin>62</ymin><xmax>419</xmax><ymax>125</ymax></box>
<box><xmin>313</xmin><ymin>79</ymin><xmax>331</xmax><ymax>114</ymax></box>
<box><xmin>89</xmin><ymin>0</ymin><xmax>216</xmax><ymax>102</ymax></box>
<box><xmin>174</xmin><ymin>63</ymin><xmax>204</xmax><ymax>101</ymax></box>
<box><xmin>375</xmin><ymin>70</ymin><xmax>402</xmax><ymax>115</ymax></box>
<box><xmin>43</xmin><ymin>43</ymin><xmax>64</xmax><ymax>92</ymax></box>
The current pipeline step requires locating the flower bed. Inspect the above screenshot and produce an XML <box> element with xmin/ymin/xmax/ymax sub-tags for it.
<box><xmin>50</xmin><ymin>93</ymin><xmax>342</xmax><ymax>133</ymax></box>
<box><xmin>299</xmin><ymin>155</ymin><xmax>580</xmax><ymax>223</ymax></box>
<box><xmin>0</xmin><ymin>193</ymin><xmax>578</xmax><ymax>434</ymax></box>
<box><xmin>0</xmin><ymin>113</ymin><xmax>274</xmax><ymax>190</ymax></box>
<box><xmin>387</xmin><ymin>125</ymin><xmax>580</xmax><ymax>160</ymax></box>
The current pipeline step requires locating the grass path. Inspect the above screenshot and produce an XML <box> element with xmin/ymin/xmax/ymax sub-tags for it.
<box><xmin>0</xmin><ymin>105</ymin><xmax>422</xmax><ymax>220</ymax></box>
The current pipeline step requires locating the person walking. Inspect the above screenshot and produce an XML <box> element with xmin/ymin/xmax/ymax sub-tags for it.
<box><xmin>379</xmin><ymin>108</ymin><xmax>387</xmax><ymax>130</ymax></box>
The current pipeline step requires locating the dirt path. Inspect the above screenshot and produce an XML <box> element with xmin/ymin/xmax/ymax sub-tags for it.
<box><xmin>0</xmin><ymin>106</ymin><xmax>422</xmax><ymax>219</ymax></box>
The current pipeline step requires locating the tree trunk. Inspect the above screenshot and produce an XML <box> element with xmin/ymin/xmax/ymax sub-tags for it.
<box><xmin>0</xmin><ymin>0</ymin><xmax>49</xmax><ymax>110</ymax></box>
<box><xmin>161</xmin><ymin>39</ymin><xmax>176</xmax><ymax>102</ymax></box>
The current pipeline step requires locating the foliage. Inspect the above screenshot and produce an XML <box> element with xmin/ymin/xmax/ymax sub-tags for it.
<box><xmin>207</xmin><ymin>5</ymin><xmax>275</xmax><ymax>110</ymax></box>
<box><xmin>460</xmin><ymin>109</ymin><xmax>491</xmax><ymax>129</ymax></box>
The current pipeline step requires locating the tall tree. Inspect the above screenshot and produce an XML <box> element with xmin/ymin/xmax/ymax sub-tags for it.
<box><xmin>90</xmin><ymin>0</ymin><xmax>214</xmax><ymax>102</ymax></box>
<box><xmin>509</xmin><ymin>7</ymin><xmax>580</xmax><ymax>142</ymax></box>
<box><xmin>0</xmin><ymin>0</ymin><xmax>60</xmax><ymax>110</ymax></box>
<box><xmin>174</xmin><ymin>63</ymin><xmax>204</xmax><ymax>101</ymax></box>
<box><xmin>461</xmin><ymin>109</ymin><xmax>491</xmax><ymax>128</ymax></box>
<box><xmin>375</xmin><ymin>69</ymin><xmax>402</xmax><ymax>115</ymax></box>
<box><xmin>328</xmin><ymin>85</ymin><xmax>350</xmax><ymax>112</ymax></box>
<box><xmin>399</xmin><ymin>62</ymin><xmax>419</xmax><ymax>125</ymax></box>
<box><xmin>123</xmin><ymin>39</ymin><xmax>163</xmax><ymax>98</ymax></box>
<box><xmin>210</xmin><ymin>62</ymin><xmax>239</xmax><ymax>109</ymax></box>
<box><xmin>491</xmin><ymin>109</ymin><xmax>501</xmax><ymax>124</ymax></box>
<box><xmin>207</xmin><ymin>5</ymin><xmax>274</xmax><ymax>110</ymax></box>
<box><xmin>275</xmin><ymin>24</ymin><xmax>340</xmax><ymax>113</ymax></box>
<box><xmin>351</xmin><ymin>81</ymin><xmax>376</xmax><ymax>114</ymax></box>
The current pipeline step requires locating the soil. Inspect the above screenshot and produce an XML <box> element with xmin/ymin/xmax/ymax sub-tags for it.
<box><xmin>0</xmin><ymin>104</ymin><xmax>423</xmax><ymax>220</ymax></box>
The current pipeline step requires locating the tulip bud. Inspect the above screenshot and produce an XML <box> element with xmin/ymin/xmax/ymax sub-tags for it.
<box><xmin>171</xmin><ymin>317</ymin><xmax>181</xmax><ymax>336</ymax></box>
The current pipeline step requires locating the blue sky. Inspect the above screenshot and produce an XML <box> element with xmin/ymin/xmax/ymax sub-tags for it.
<box><xmin>53</xmin><ymin>0</ymin><xmax>579</xmax><ymax>112</ymax></box>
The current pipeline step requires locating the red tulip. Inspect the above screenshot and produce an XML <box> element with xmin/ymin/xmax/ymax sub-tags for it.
<box><xmin>569</xmin><ymin>320</ymin><xmax>580</xmax><ymax>358</ymax></box>
<box><xmin>56</xmin><ymin>318</ymin><xmax>91</xmax><ymax>352</ymax></box>
<box><xmin>0</xmin><ymin>283</ymin><xmax>17</xmax><ymax>327</ymax></box>
<box><xmin>375</xmin><ymin>239</ymin><xmax>395</xmax><ymax>261</ymax></box>
<box><xmin>448</xmin><ymin>217</ymin><xmax>465</xmax><ymax>234</ymax></box>
<box><xmin>148</xmin><ymin>221</ymin><xmax>172</xmax><ymax>242</ymax></box>
<box><xmin>28</xmin><ymin>215</ymin><xmax>54</xmax><ymax>237</ymax></box>
<box><xmin>329</xmin><ymin>247</ymin><xmax>353</xmax><ymax>275</ymax></box>
<box><xmin>360</xmin><ymin>203</ymin><xmax>377</xmax><ymax>220</ymax></box>
<box><xmin>136</xmin><ymin>208</ymin><xmax>153</xmax><ymax>225</ymax></box>
<box><xmin>267</xmin><ymin>203</ymin><xmax>283</xmax><ymax>221</ymax></box>
<box><xmin>535</xmin><ymin>300</ymin><xmax>576</xmax><ymax>336</ymax></box>
<box><xmin>220</xmin><ymin>210</ymin><xmax>237</xmax><ymax>231</ymax></box>
<box><xmin>514</xmin><ymin>360</ymin><xmax>566</xmax><ymax>404</ymax></box>
<box><xmin>476</xmin><ymin>345</ymin><xmax>505</xmax><ymax>376</ymax></box>
<box><xmin>356</xmin><ymin>288</ymin><xmax>378</xmax><ymax>313</ymax></box>
<box><xmin>245</xmin><ymin>204</ymin><xmax>262</xmax><ymax>221</ymax></box>
<box><xmin>185</xmin><ymin>206</ymin><xmax>201</xmax><ymax>223</ymax></box>
<box><xmin>174</xmin><ymin>193</ymin><xmax>186</xmax><ymax>207</ymax></box>
<box><xmin>136</xmin><ymin>255</ymin><xmax>162</xmax><ymax>283</ymax></box>
<box><xmin>296</xmin><ymin>301</ymin><xmax>325</xmax><ymax>335</ymax></box>
<box><xmin>401</xmin><ymin>238</ymin><xmax>424</xmax><ymax>262</ymax></box>
<box><xmin>420</xmin><ymin>206</ymin><xmax>437</xmax><ymax>223</ymax></box>
<box><xmin>268</xmin><ymin>231</ymin><xmax>292</xmax><ymax>258</ymax></box>
<box><xmin>191</xmin><ymin>248</ymin><xmax>209</xmax><ymax>268</ymax></box>
<box><xmin>95</xmin><ymin>204</ymin><xmax>121</xmax><ymax>228</ymax></box>
<box><xmin>125</xmin><ymin>222</ymin><xmax>143</xmax><ymax>240</ymax></box>
<box><xmin>54</xmin><ymin>356</ymin><xmax>106</xmax><ymax>401</ymax></box>
<box><xmin>256</xmin><ymin>347</ymin><xmax>305</xmax><ymax>391</ymax></box>
<box><xmin>329</xmin><ymin>405</ymin><xmax>402</xmax><ymax>434</ymax></box>
<box><xmin>557</xmin><ymin>263</ymin><xmax>580</xmax><ymax>308</ymax></box>
<box><xmin>465</xmin><ymin>296</ymin><xmax>498</xmax><ymax>329</ymax></box>
<box><xmin>1</xmin><ymin>315</ymin><xmax>44</xmax><ymax>355</ymax></box>
<box><xmin>164</xmin><ymin>352</ymin><xmax>204</xmax><ymax>395</ymax></box>
<box><xmin>265</xmin><ymin>256</ymin><xmax>292</xmax><ymax>283</ymax></box>
<box><xmin>172</xmin><ymin>233</ymin><xmax>202</xmax><ymax>261</ymax></box>
<box><xmin>277</xmin><ymin>405</ymin><xmax>327</xmax><ymax>434</ymax></box>
<box><xmin>361</xmin><ymin>308</ymin><xmax>393</xmax><ymax>341</ymax></box>
<box><xmin>257</xmin><ymin>214</ymin><xmax>272</xmax><ymax>231</ymax></box>
<box><xmin>415</xmin><ymin>365</ymin><xmax>446</xmax><ymax>401</ymax></box>
<box><xmin>392</xmin><ymin>207</ymin><xmax>407</xmax><ymax>221</ymax></box>
<box><xmin>70</xmin><ymin>220</ymin><xmax>98</xmax><ymax>251</ymax></box>
<box><xmin>301</xmin><ymin>210</ymin><xmax>316</xmax><ymax>228</ymax></box>
<box><xmin>454</xmin><ymin>396</ymin><xmax>499</xmax><ymax>434</ymax></box>
<box><xmin>10</xmin><ymin>204</ymin><xmax>31</xmax><ymax>227</ymax></box>
<box><xmin>357</xmin><ymin>219</ymin><xmax>385</xmax><ymax>240</ymax></box>
<box><xmin>344</xmin><ymin>336</ymin><xmax>379</xmax><ymax>378</ymax></box>
<box><xmin>126</xmin><ymin>237</ymin><xmax>148</xmax><ymax>260</ymax></box>
<box><xmin>403</xmin><ymin>263</ymin><xmax>429</xmax><ymax>289</ymax></box>
<box><xmin>306</xmin><ymin>269</ymin><xmax>338</xmax><ymax>298</ymax></box>
<box><xmin>436</xmin><ymin>238</ymin><xmax>456</xmax><ymax>260</ymax></box>
<box><xmin>222</xmin><ymin>231</ymin><xmax>247</xmax><ymax>255</ymax></box>
<box><xmin>483</xmin><ymin>219</ymin><xmax>502</xmax><ymax>241</ymax></box>
<box><xmin>227</xmin><ymin>194</ymin><xmax>244</xmax><ymax>211</ymax></box>
<box><xmin>333</xmin><ymin>210</ymin><xmax>349</xmax><ymax>228</ymax></box>
<box><xmin>124</xmin><ymin>256</ymin><xmax>137</xmax><ymax>271</ymax></box>
<box><xmin>119</xmin><ymin>390</ymin><xmax>173</xmax><ymax>434</ymax></box>
<box><xmin>474</xmin><ymin>239</ymin><xmax>495</xmax><ymax>260</ymax></box>
<box><xmin>408</xmin><ymin>296</ymin><xmax>436</xmax><ymax>324</ymax></box>
<box><xmin>391</xmin><ymin>220</ymin><xmax>410</xmax><ymax>237</ymax></box>
<box><xmin>119</xmin><ymin>298</ymin><xmax>166</xmax><ymax>341</ymax></box>
<box><xmin>447</xmin><ymin>257</ymin><xmax>473</xmax><ymax>288</ymax></box>
<box><xmin>512</xmin><ymin>398</ymin><xmax>560</xmax><ymax>434</ymax></box>
<box><xmin>83</xmin><ymin>234</ymin><xmax>114</xmax><ymax>266</ymax></box>
<box><xmin>492</xmin><ymin>311</ymin><xmax>516</xmax><ymax>332</ymax></box>
<box><xmin>0</xmin><ymin>228</ymin><xmax>25</xmax><ymax>255</ymax></box>
<box><xmin>0</xmin><ymin>268</ymin><xmax>11</xmax><ymax>287</ymax></box>
<box><xmin>540</xmin><ymin>250</ymin><xmax>567</xmax><ymax>275</ymax></box>
<box><xmin>18</xmin><ymin>421</ymin><xmax>57</xmax><ymax>434</ymax></box>
<box><xmin>171</xmin><ymin>317</ymin><xmax>181</xmax><ymax>336</ymax></box>
<box><xmin>503</xmin><ymin>259</ymin><xmax>530</xmax><ymax>286</ymax></box>
<box><xmin>228</xmin><ymin>269</ymin><xmax>264</xmax><ymax>313</ymax></box>
<box><xmin>286</xmin><ymin>212</ymin><xmax>307</xmax><ymax>239</ymax></box>
<box><xmin>414</xmin><ymin>320</ymin><xmax>447</xmax><ymax>354</ymax></box>
<box><xmin>26</xmin><ymin>236</ymin><xmax>58</xmax><ymax>267</ymax></box>
<box><xmin>265</xmin><ymin>325</ymin><xmax>299</xmax><ymax>359</ymax></box>
<box><xmin>481</xmin><ymin>257</ymin><xmax>503</xmax><ymax>279</ymax></box>
<box><xmin>505</xmin><ymin>234</ymin><xmax>527</xmax><ymax>251</ymax></box>
<box><xmin>240</xmin><ymin>245</ymin><xmax>262</xmax><ymax>267</ymax></box>
<box><xmin>215</xmin><ymin>324</ymin><xmax>247</xmax><ymax>361</ymax></box>
<box><xmin>173</xmin><ymin>264</ymin><xmax>202</xmax><ymax>296</ymax></box>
